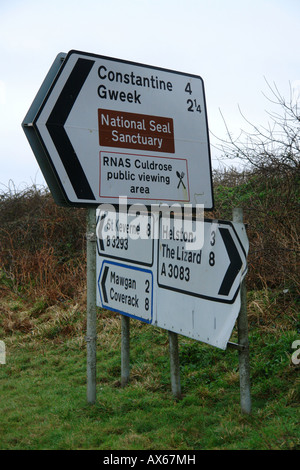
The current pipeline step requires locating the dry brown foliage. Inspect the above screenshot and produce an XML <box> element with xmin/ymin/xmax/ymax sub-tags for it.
<box><xmin>0</xmin><ymin>186</ymin><xmax>86</xmax><ymax>303</ymax></box>
<box><xmin>209</xmin><ymin>168</ymin><xmax>299</xmax><ymax>294</ymax></box>
<box><xmin>0</xmin><ymin>166</ymin><xmax>299</xmax><ymax>311</ymax></box>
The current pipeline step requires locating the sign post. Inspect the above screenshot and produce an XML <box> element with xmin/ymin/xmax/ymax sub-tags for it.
<box><xmin>121</xmin><ymin>315</ymin><xmax>130</xmax><ymax>388</ymax></box>
<box><xmin>86</xmin><ymin>208</ymin><xmax>97</xmax><ymax>404</ymax></box>
<box><xmin>168</xmin><ymin>330</ymin><xmax>181</xmax><ymax>400</ymax></box>
<box><xmin>22</xmin><ymin>50</ymin><xmax>250</xmax><ymax>411</ymax></box>
<box><xmin>233</xmin><ymin>208</ymin><xmax>251</xmax><ymax>414</ymax></box>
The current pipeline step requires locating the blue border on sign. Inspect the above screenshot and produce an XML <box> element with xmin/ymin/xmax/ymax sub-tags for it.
<box><xmin>98</xmin><ymin>260</ymin><xmax>153</xmax><ymax>324</ymax></box>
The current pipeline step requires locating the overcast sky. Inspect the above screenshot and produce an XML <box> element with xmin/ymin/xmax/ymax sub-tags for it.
<box><xmin>0</xmin><ymin>0</ymin><xmax>299</xmax><ymax>191</ymax></box>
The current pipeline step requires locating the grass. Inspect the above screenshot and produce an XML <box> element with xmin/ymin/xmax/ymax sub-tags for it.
<box><xmin>0</xmin><ymin>171</ymin><xmax>299</xmax><ymax>450</ymax></box>
<box><xmin>0</xmin><ymin>292</ymin><xmax>299</xmax><ymax>450</ymax></box>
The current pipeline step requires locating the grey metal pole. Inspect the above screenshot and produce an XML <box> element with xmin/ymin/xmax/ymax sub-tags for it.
<box><xmin>86</xmin><ymin>208</ymin><xmax>97</xmax><ymax>404</ymax></box>
<box><xmin>121</xmin><ymin>315</ymin><xmax>130</xmax><ymax>387</ymax></box>
<box><xmin>168</xmin><ymin>330</ymin><xmax>182</xmax><ymax>399</ymax></box>
<box><xmin>233</xmin><ymin>208</ymin><xmax>251</xmax><ymax>414</ymax></box>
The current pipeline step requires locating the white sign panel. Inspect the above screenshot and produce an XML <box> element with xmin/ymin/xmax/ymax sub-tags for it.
<box><xmin>96</xmin><ymin>210</ymin><xmax>154</xmax><ymax>266</ymax></box>
<box><xmin>99</xmin><ymin>152</ymin><xmax>190</xmax><ymax>203</ymax></box>
<box><xmin>22</xmin><ymin>50</ymin><xmax>213</xmax><ymax>208</ymax></box>
<box><xmin>99</xmin><ymin>261</ymin><xmax>153</xmax><ymax>323</ymax></box>
<box><xmin>96</xmin><ymin>211</ymin><xmax>249</xmax><ymax>350</ymax></box>
<box><xmin>158</xmin><ymin>217</ymin><xmax>247</xmax><ymax>303</ymax></box>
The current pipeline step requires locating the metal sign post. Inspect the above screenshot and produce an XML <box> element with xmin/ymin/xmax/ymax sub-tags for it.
<box><xmin>168</xmin><ymin>330</ymin><xmax>182</xmax><ymax>400</ymax></box>
<box><xmin>233</xmin><ymin>208</ymin><xmax>251</xmax><ymax>414</ymax></box>
<box><xmin>86</xmin><ymin>208</ymin><xmax>97</xmax><ymax>404</ymax></box>
<box><xmin>121</xmin><ymin>315</ymin><xmax>130</xmax><ymax>387</ymax></box>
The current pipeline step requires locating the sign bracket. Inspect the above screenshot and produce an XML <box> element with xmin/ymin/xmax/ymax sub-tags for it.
<box><xmin>227</xmin><ymin>341</ymin><xmax>247</xmax><ymax>352</ymax></box>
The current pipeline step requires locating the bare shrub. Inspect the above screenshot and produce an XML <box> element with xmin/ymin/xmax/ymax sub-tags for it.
<box><xmin>0</xmin><ymin>185</ymin><xmax>86</xmax><ymax>303</ymax></box>
<box><xmin>211</xmin><ymin>82</ymin><xmax>299</xmax><ymax>293</ymax></box>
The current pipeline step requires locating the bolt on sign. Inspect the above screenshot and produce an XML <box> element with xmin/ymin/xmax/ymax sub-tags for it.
<box><xmin>22</xmin><ymin>50</ymin><xmax>213</xmax><ymax>208</ymax></box>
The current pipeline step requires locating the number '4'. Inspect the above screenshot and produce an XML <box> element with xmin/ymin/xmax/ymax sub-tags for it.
<box><xmin>185</xmin><ymin>82</ymin><xmax>192</xmax><ymax>95</ymax></box>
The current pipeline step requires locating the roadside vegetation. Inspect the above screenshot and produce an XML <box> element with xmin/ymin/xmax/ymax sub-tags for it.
<box><xmin>0</xmin><ymin>85</ymin><xmax>299</xmax><ymax>450</ymax></box>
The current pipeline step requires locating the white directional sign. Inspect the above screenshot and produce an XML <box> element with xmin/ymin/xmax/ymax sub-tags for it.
<box><xmin>96</xmin><ymin>211</ymin><xmax>249</xmax><ymax>350</ymax></box>
<box><xmin>158</xmin><ymin>217</ymin><xmax>247</xmax><ymax>303</ymax></box>
<box><xmin>96</xmin><ymin>210</ymin><xmax>154</xmax><ymax>266</ymax></box>
<box><xmin>22</xmin><ymin>50</ymin><xmax>213</xmax><ymax>208</ymax></box>
<box><xmin>99</xmin><ymin>261</ymin><xmax>153</xmax><ymax>323</ymax></box>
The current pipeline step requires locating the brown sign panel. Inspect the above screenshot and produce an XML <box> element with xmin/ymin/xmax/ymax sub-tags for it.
<box><xmin>98</xmin><ymin>109</ymin><xmax>175</xmax><ymax>153</ymax></box>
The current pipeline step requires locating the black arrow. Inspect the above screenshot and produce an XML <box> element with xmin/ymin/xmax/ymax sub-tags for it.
<box><xmin>96</xmin><ymin>213</ymin><xmax>107</xmax><ymax>253</ymax></box>
<box><xmin>101</xmin><ymin>266</ymin><xmax>109</xmax><ymax>303</ymax></box>
<box><xmin>218</xmin><ymin>228</ymin><xmax>243</xmax><ymax>296</ymax></box>
<box><xmin>46</xmin><ymin>58</ymin><xmax>96</xmax><ymax>200</ymax></box>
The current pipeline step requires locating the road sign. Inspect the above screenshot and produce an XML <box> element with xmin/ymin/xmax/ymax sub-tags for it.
<box><xmin>22</xmin><ymin>50</ymin><xmax>213</xmax><ymax>208</ymax></box>
<box><xmin>96</xmin><ymin>210</ymin><xmax>154</xmax><ymax>266</ymax></box>
<box><xmin>99</xmin><ymin>261</ymin><xmax>153</xmax><ymax>323</ymax></box>
<box><xmin>158</xmin><ymin>217</ymin><xmax>247</xmax><ymax>303</ymax></box>
<box><xmin>96</xmin><ymin>211</ymin><xmax>249</xmax><ymax>349</ymax></box>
